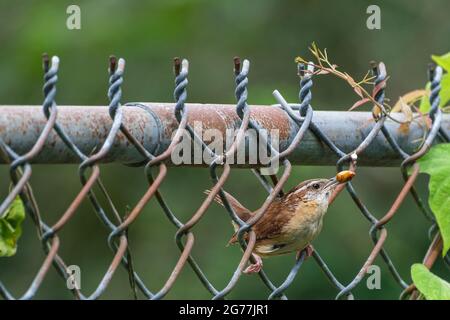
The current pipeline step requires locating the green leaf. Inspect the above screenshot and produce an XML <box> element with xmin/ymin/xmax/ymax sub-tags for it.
<box><xmin>419</xmin><ymin>52</ymin><xmax>450</xmax><ymax>113</ymax></box>
<box><xmin>419</xmin><ymin>74</ymin><xmax>450</xmax><ymax>113</ymax></box>
<box><xmin>417</xmin><ymin>143</ymin><xmax>450</xmax><ymax>256</ymax></box>
<box><xmin>411</xmin><ymin>264</ymin><xmax>450</xmax><ymax>300</ymax></box>
<box><xmin>0</xmin><ymin>196</ymin><xmax>25</xmax><ymax>257</ymax></box>
<box><xmin>432</xmin><ymin>52</ymin><xmax>450</xmax><ymax>72</ymax></box>
<box><xmin>419</xmin><ymin>82</ymin><xmax>431</xmax><ymax>113</ymax></box>
<box><xmin>440</xmin><ymin>74</ymin><xmax>450</xmax><ymax>108</ymax></box>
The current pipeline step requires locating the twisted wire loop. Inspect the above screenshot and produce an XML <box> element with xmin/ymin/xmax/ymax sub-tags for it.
<box><xmin>170</xmin><ymin>58</ymin><xmax>251</xmax><ymax>300</ymax></box>
<box><xmin>398</xmin><ymin>64</ymin><xmax>448</xmax><ymax>299</ymax></box>
<box><xmin>150</xmin><ymin>58</ymin><xmax>221</xmax><ymax>299</ymax></box>
<box><xmin>44</xmin><ymin>55</ymin><xmax>128</xmax><ymax>300</ymax></box>
<box><xmin>100</xmin><ymin>56</ymin><xmax>155</xmax><ymax>299</ymax></box>
<box><xmin>399</xmin><ymin>67</ymin><xmax>445</xmax><ymax>223</ymax></box>
<box><xmin>44</xmin><ymin>55</ymin><xmax>129</xmax><ymax>300</ymax></box>
<box><xmin>127</xmin><ymin>57</ymin><xmax>221</xmax><ymax>299</ymax></box>
<box><xmin>210</xmin><ymin>58</ymin><xmax>287</xmax><ymax>300</ymax></box>
<box><xmin>0</xmin><ymin>55</ymin><xmax>64</xmax><ymax>300</ymax></box>
<box><xmin>333</xmin><ymin>62</ymin><xmax>410</xmax><ymax>299</ymax></box>
<box><xmin>428</xmin><ymin>65</ymin><xmax>449</xmax><ymax>142</ymax></box>
<box><xmin>1</xmin><ymin>53</ymin><xmax>449</xmax><ymax>300</ymax></box>
<box><xmin>210</xmin><ymin>58</ymin><xmax>291</xmax><ymax>300</ymax></box>
<box><xmin>211</xmin><ymin>59</ymin><xmax>330</xmax><ymax>300</ymax></box>
<box><xmin>272</xmin><ymin>63</ymin><xmax>351</xmax><ymax>299</ymax></box>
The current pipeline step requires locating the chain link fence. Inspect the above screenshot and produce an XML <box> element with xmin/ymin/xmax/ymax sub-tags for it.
<box><xmin>0</xmin><ymin>54</ymin><xmax>449</xmax><ymax>300</ymax></box>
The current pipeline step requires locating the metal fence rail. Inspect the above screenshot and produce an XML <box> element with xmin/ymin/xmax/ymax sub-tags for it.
<box><xmin>0</xmin><ymin>55</ymin><xmax>448</xmax><ymax>300</ymax></box>
<box><xmin>2</xmin><ymin>105</ymin><xmax>448</xmax><ymax>166</ymax></box>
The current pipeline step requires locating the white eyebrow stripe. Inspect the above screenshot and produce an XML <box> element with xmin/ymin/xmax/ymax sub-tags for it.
<box><xmin>294</xmin><ymin>186</ymin><xmax>307</xmax><ymax>194</ymax></box>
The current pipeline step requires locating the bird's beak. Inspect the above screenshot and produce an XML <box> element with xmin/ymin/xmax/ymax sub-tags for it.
<box><xmin>323</xmin><ymin>177</ymin><xmax>339</xmax><ymax>190</ymax></box>
<box><xmin>324</xmin><ymin>170</ymin><xmax>355</xmax><ymax>190</ymax></box>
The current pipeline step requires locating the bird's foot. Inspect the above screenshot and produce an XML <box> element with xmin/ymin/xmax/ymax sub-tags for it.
<box><xmin>297</xmin><ymin>244</ymin><xmax>314</xmax><ymax>260</ymax></box>
<box><xmin>243</xmin><ymin>254</ymin><xmax>263</xmax><ymax>274</ymax></box>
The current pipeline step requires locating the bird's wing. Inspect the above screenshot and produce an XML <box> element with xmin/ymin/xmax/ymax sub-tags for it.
<box><xmin>226</xmin><ymin>181</ymin><xmax>315</xmax><ymax>246</ymax></box>
<box><xmin>249</xmin><ymin>181</ymin><xmax>311</xmax><ymax>242</ymax></box>
<box><xmin>252</xmin><ymin>200</ymin><xmax>293</xmax><ymax>241</ymax></box>
<box><xmin>227</xmin><ymin>198</ymin><xmax>292</xmax><ymax>245</ymax></box>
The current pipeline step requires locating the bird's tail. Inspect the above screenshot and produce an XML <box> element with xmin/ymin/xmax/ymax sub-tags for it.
<box><xmin>204</xmin><ymin>189</ymin><xmax>252</xmax><ymax>221</ymax></box>
<box><xmin>204</xmin><ymin>189</ymin><xmax>252</xmax><ymax>246</ymax></box>
<box><xmin>204</xmin><ymin>189</ymin><xmax>225</xmax><ymax>207</ymax></box>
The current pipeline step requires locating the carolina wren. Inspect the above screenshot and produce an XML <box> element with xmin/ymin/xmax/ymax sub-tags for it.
<box><xmin>207</xmin><ymin>170</ymin><xmax>355</xmax><ymax>274</ymax></box>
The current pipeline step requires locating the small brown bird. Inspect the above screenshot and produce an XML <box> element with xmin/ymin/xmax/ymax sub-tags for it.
<box><xmin>207</xmin><ymin>170</ymin><xmax>355</xmax><ymax>273</ymax></box>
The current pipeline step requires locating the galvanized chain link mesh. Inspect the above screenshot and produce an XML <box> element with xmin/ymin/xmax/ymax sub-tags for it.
<box><xmin>0</xmin><ymin>54</ymin><xmax>449</xmax><ymax>300</ymax></box>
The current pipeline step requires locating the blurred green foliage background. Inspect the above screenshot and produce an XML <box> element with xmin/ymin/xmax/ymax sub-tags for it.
<box><xmin>0</xmin><ymin>0</ymin><xmax>449</xmax><ymax>299</ymax></box>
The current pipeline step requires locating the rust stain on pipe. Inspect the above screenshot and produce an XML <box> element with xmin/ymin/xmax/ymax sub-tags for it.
<box><xmin>0</xmin><ymin>103</ymin><xmax>449</xmax><ymax>166</ymax></box>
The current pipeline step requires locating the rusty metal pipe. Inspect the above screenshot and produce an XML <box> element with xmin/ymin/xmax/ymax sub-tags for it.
<box><xmin>0</xmin><ymin>103</ymin><xmax>448</xmax><ymax>166</ymax></box>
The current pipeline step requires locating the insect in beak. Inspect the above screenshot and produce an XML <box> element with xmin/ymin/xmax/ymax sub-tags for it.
<box><xmin>324</xmin><ymin>170</ymin><xmax>356</xmax><ymax>190</ymax></box>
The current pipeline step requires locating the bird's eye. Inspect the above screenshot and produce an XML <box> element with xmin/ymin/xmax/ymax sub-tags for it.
<box><xmin>312</xmin><ymin>183</ymin><xmax>320</xmax><ymax>190</ymax></box>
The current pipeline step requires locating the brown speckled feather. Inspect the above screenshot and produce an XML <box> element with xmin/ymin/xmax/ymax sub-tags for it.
<box><xmin>209</xmin><ymin>180</ymin><xmax>315</xmax><ymax>245</ymax></box>
<box><xmin>250</xmin><ymin>180</ymin><xmax>313</xmax><ymax>242</ymax></box>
